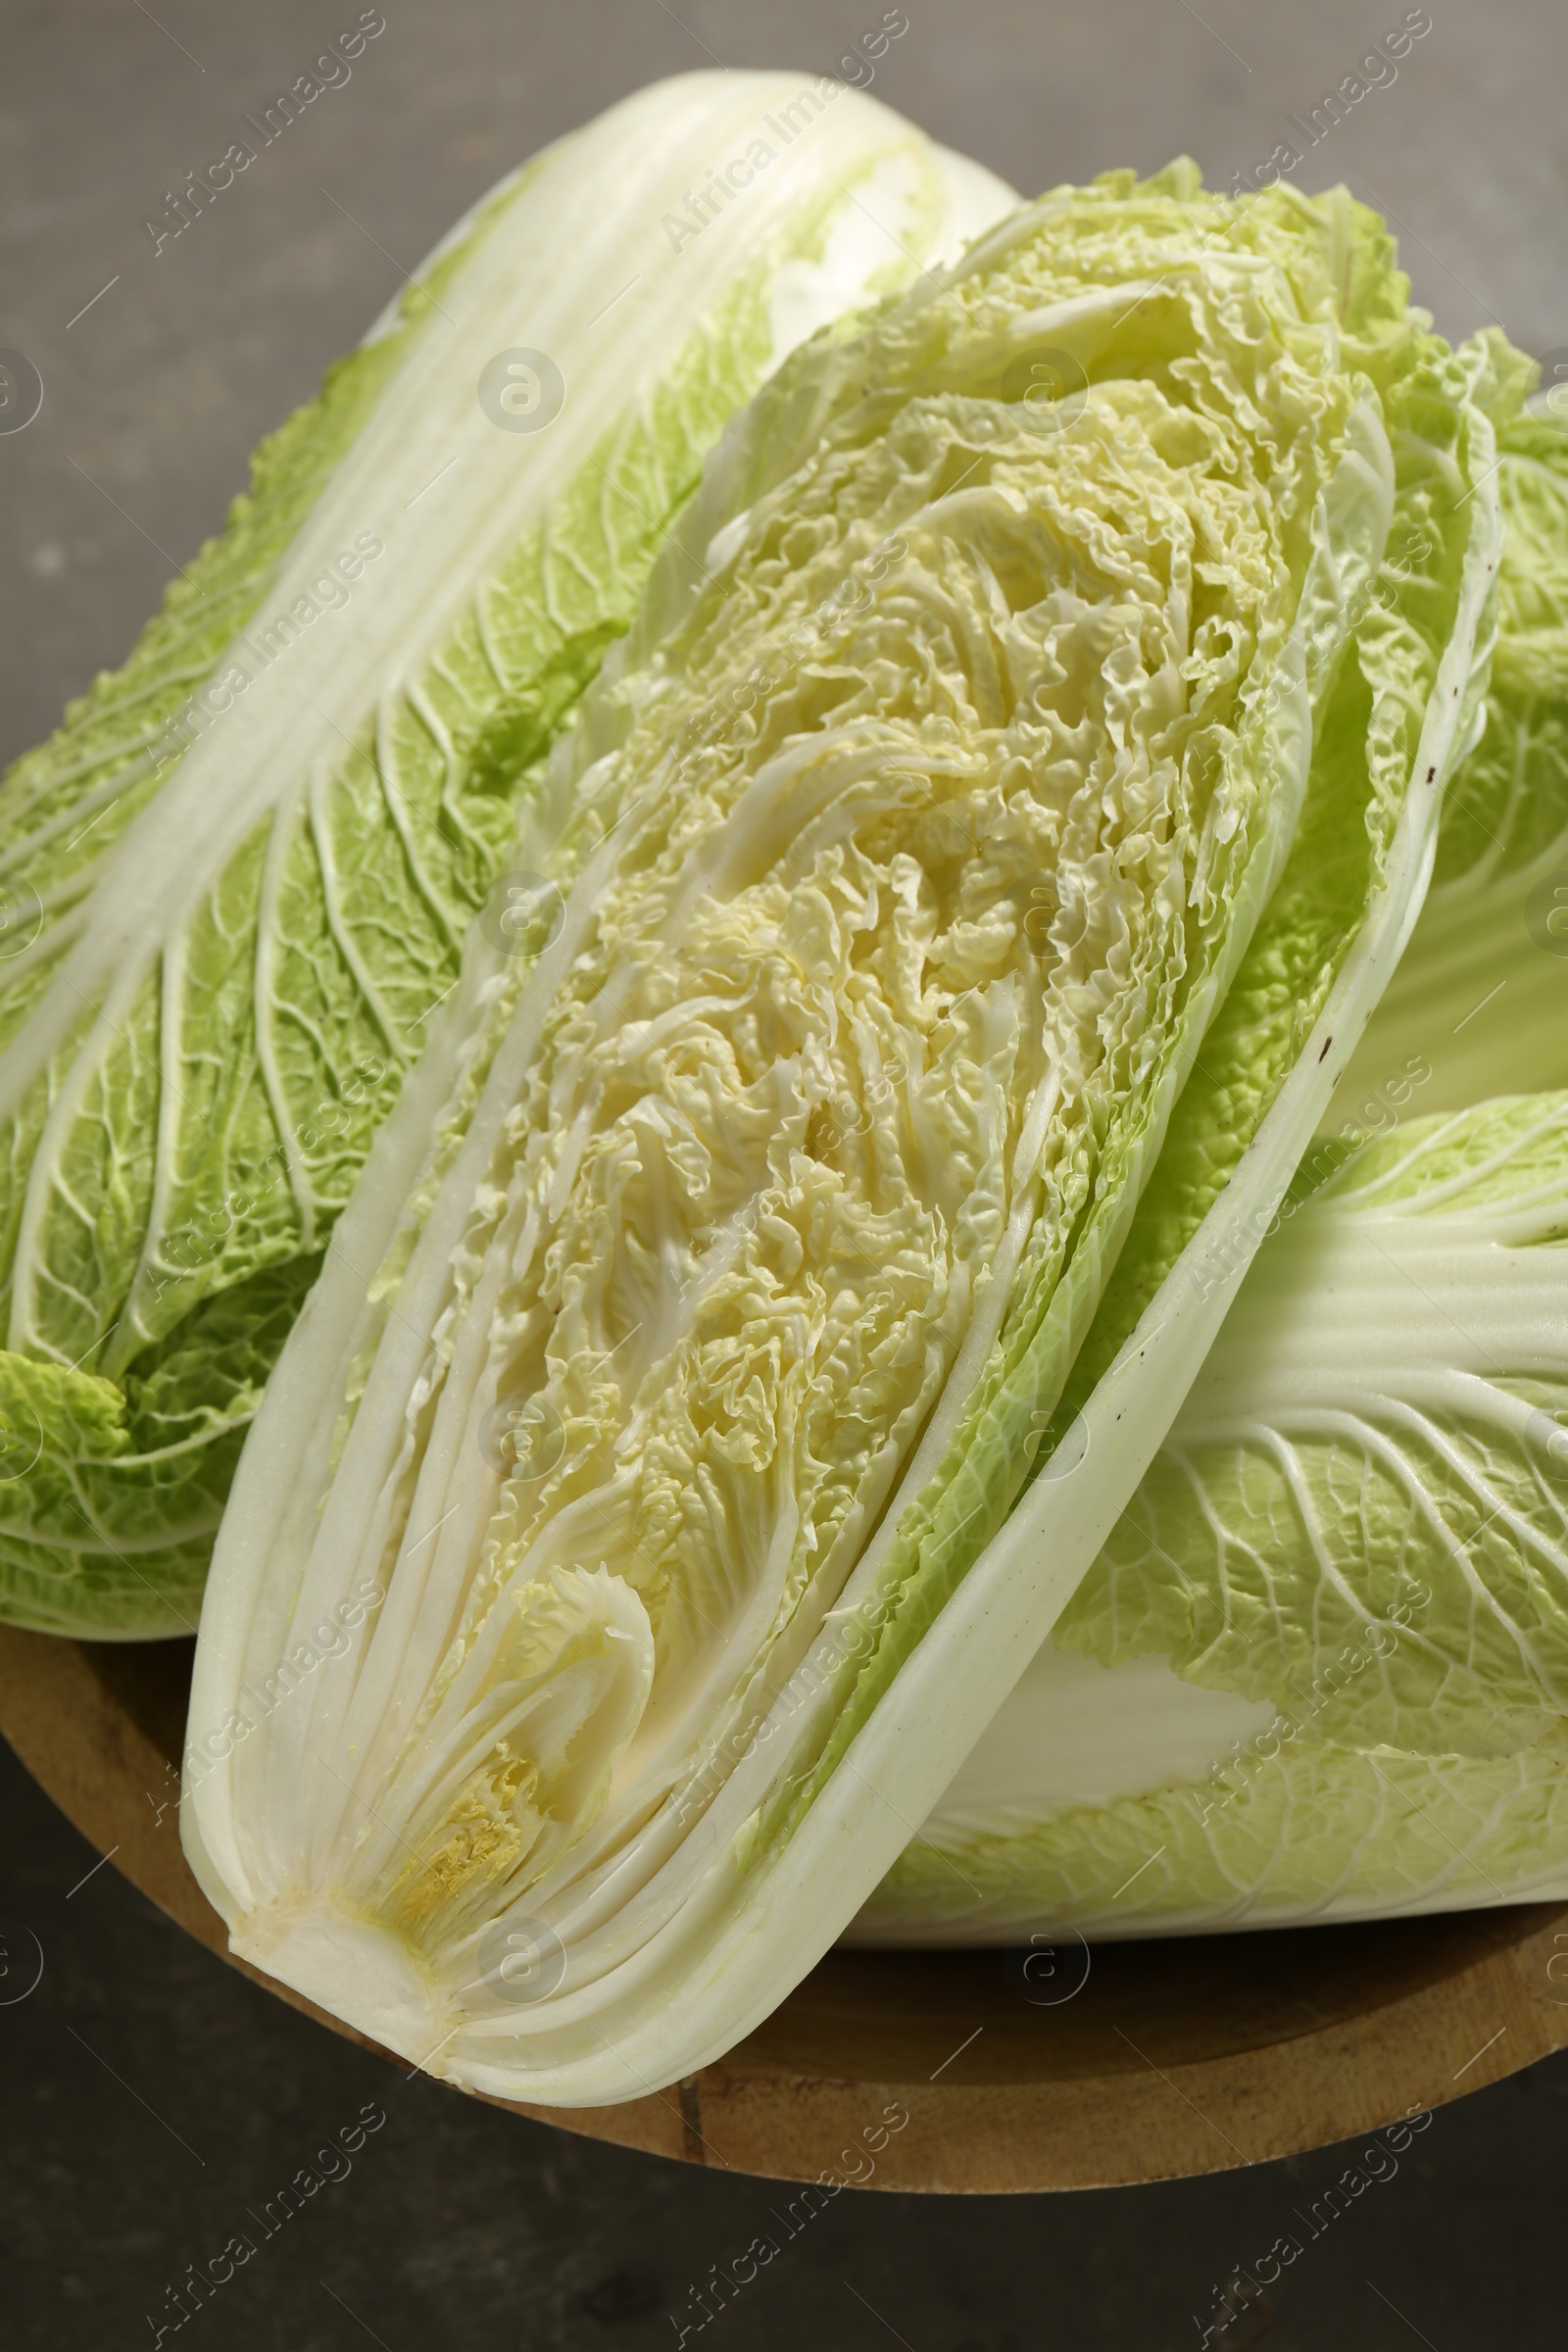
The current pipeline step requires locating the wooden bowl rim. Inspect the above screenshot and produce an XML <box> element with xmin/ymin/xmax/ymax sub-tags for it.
<box><xmin>4</xmin><ymin>1625</ymin><xmax>1565</xmax><ymax>2193</ymax></box>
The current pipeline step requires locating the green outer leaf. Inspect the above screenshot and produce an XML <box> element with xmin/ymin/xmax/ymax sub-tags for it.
<box><xmin>0</xmin><ymin>1255</ymin><xmax>320</xmax><ymax>1637</ymax></box>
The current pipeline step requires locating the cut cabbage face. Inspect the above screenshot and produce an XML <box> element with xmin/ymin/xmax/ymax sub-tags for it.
<box><xmin>183</xmin><ymin>164</ymin><xmax>1504</xmax><ymax>2102</ymax></box>
<box><xmin>864</xmin><ymin>402</ymin><xmax>1568</xmax><ymax>1946</ymax></box>
<box><xmin>0</xmin><ymin>73</ymin><xmax>1013</xmax><ymax>1640</ymax></box>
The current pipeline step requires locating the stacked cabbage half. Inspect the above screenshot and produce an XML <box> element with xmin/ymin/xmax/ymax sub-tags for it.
<box><xmin>864</xmin><ymin>401</ymin><xmax>1568</xmax><ymax>1943</ymax></box>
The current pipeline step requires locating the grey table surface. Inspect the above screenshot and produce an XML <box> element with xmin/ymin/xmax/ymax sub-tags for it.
<box><xmin>4</xmin><ymin>2</ymin><xmax>1568</xmax><ymax>2346</ymax></box>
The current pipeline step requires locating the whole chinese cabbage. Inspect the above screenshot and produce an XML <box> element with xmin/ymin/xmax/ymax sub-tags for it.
<box><xmin>182</xmin><ymin>165</ymin><xmax>1503</xmax><ymax>2102</ymax></box>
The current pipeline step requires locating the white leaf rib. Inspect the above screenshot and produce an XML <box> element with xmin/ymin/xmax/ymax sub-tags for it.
<box><xmin>400</xmin><ymin>677</ymin><xmax>490</xmax><ymax>867</ymax></box>
<box><xmin>306</xmin><ymin>769</ymin><xmax>407</xmax><ymax>1060</ymax></box>
<box><xmin>251</xmin><ymin>799</ymin><xmax>319</xmax><ymax>1250</ymax></box>
<box><xmin>373</xmin><ymin>692</ymin><xmax>465</xmax><ymax>960</ymax></box>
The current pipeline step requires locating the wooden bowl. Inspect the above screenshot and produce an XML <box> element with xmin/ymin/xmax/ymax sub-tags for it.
<box><xmin>5</xmin><ymin>1622</ymin><xmax>1566</xmax><ymax>2192</ymax></box>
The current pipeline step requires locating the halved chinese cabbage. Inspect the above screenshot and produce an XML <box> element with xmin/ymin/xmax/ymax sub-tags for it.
<box><xmin>183</xmin><ymin>167</ymin><xmax>1503</xmax><ymax>2101</ymax></box>
<box><xmin>0</xmin><ymin>73</ymin><xmax>1011</xmax><ymax>1638</ymax></box>
<box><xmin>866</xmin><ymin>400</ymin><xmax>1568</xmax><ymax>1943</ymax></box>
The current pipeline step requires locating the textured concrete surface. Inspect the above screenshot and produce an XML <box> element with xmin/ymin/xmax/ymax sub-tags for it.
<box><xmin>3</xmin><ymin>2</ymin><xmax>1568</xmax><ymax>2345</ymax></box>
